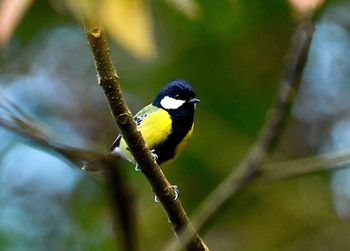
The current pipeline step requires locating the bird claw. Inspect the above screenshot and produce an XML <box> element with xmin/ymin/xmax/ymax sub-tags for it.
<box><xmin>150</xmin><ymin>149</ymin><xmax>158</xmax><ymax>161</ymax></box>
<box><xmin>171</xmin><ymin>185</ymin><xmax>179</xmax><ymax>200</ymax></box>
<box><xmin>154</xmin><ymin>185</ymin><xmax>179</xmax><ymax>203</ymax></box>
<box><xmin>135</xmin><ymin>164</ymin><xmax>141</xmax><ymax>172</ymax></box>
<box><xmin>154</xmin><ymin>195</ymin><xmax>160</xmax><ymax>203</ymax></box>
<box><xmin>134</xmin><ymin>149</ymin><xmax>157</xmax><ymax>172</ymax></box>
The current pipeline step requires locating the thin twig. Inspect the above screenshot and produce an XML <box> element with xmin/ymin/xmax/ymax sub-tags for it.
<box><xmin>164</xmin><ymin>19</ymin><xmax>315</xmax><ymax>251</ymax></box>
<box><xmin>259</xmin><ymin>150</ymin><xmax>350</xmax><ymax>181</ymax></box>
<box><xmin>0</xmin><ymin>81</ymin><xmax>137</xmax><ymax>251</ymax></box>
<box><xmin>83</xmin><ymin>21</ymin><xmax>209</xmax><ymax>251</ymax></box>
<box><xmin>0</xmin><ymin>95</ymin><xmax>101</xmax><ymax>165</ymax></box>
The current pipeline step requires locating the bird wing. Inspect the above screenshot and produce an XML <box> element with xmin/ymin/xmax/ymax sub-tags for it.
<box><xmin>133</xmin><ymin>104</ymin><xmax>159</xmax><ymax>125</ymax></box>
<box><xmin>110</xmin><ymin>104</ymin><xmax>158</xmax><ymax>150</ymax></box>
<box><xmin>136</xmin><ymin>106</ymin><xmax>172</xmax><ymax>150</ymax></box>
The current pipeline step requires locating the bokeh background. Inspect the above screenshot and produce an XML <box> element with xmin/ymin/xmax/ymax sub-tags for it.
<box><xmin>1</xmin><ymin>0</ymin><xmax>350</xmax><ymax>250</ymax></box>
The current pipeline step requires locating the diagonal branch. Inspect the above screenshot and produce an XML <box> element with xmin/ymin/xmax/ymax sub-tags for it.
<box><xmin>0</xmin><ymin>90</ymin><xmax>137</xmax><ymax>251</ymax></box>
<box><xmin>164</xmin><ymin>19</ymin><xmax>315</xmax><ymax>251</ymax></box>
<box><xmin>0</xmin><ymin>92</ymin><xmax>101</xmax><ymax>165</ymax></box>
<box><xmin>84</xmin><ymin>21</ymin><xmax>209</xmax><ymax>251</ymax></box>
<box><xmin>259</xmin><ymin>150</ymin><xmax>350</xmax><ymax>181</ymax></box>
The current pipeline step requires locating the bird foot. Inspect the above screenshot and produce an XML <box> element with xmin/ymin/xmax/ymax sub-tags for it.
<box><xmin>150</xmin><ymin>149</ymin><xmax>158</xmax><ymax>161</ymax></box>
<box><xmin>135</xmin><ymin>164</ymin><xmax>141</xmax><ymax>172</ymax></box>
<box><xmin>154</xmin><ymin>185</ymin><xmax>179</xmax><ymax>202</ymax></box>
<box><xmin>134</xmin><ymin>150</ymin><xmax>157</xmax><ymax>172</ymax></box>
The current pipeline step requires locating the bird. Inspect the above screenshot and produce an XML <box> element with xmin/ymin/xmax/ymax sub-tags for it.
<box><xmin>83</xmin><ymin>79</ymin><xmax>199</xmax><ymax>172</ymax></box>
<box><xmin>111</xmin><ymin>79</ymin><xmax>200</xmax><ymax>169</ymax></box>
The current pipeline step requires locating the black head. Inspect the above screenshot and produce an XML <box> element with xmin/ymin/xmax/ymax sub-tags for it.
<box><xmin>153</xmin><ymin>80</ymin><xmax>200</xmax><ymax>112</ymax></box>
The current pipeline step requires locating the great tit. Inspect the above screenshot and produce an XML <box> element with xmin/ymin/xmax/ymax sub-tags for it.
<box><xmin>111</xmin><ymin>79</ymin><xmax>200</xmax><ymax>167</ymax></box>
<box><xmin>83</xmin><ymin>79</ymin><xmax>199</xmax><ymax>172</ymax></box>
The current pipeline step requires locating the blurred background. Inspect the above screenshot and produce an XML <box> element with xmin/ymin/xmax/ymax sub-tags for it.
<box><xmin>1</xmin><ymin>0</ymin><xmax>350</xmax><ymax>250</ymax></box>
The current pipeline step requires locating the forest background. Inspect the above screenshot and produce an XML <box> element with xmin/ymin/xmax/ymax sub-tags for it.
<box><xmin>1</xmin><ymin>0</ymin><xmax>350</xmax><ymax>250</ymax></box>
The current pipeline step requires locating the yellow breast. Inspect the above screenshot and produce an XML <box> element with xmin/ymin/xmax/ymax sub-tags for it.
<box><xmin>118</xmin><ymin>109</ymin><xmax>172</xmax><ymax>162</ymax></box>
<box><xmin>174</xmin><ymin>123</ymin><xmax>194</xmax><ymax>159</ymax></box>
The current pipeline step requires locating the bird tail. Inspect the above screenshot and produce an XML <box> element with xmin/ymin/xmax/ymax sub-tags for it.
<box><xmin>82</xmin><ymin>151</ymin><xmax>118</xmax><ymax>172</ymax></box>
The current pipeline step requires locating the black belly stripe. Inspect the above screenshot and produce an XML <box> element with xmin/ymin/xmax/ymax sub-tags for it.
<box><xmin>154</xmin><ymin>109</ymin><xmax>194</xmax><ymax>164</ymax></box>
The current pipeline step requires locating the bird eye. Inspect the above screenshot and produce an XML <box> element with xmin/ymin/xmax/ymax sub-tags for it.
<box><xmin>174</xmin><ymin>94</ymin><xmax>180</xmax><ymax>99</ymax></box>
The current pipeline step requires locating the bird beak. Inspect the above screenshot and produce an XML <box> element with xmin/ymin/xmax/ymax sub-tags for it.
<box><xmin>188</xmin><ymin>98</ymin><xmax>200</xmax><ymax>104</ymax></box>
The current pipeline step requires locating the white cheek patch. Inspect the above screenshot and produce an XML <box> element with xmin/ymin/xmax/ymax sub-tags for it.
<box><xmin>160</xmin><ymin>96</ymin><xmax>186</xmax><ymax>109</ymax></box>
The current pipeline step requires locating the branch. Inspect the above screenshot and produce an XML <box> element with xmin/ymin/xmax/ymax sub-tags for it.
<box><xmin>0</xmin><ymin>91</ymin><xmax>101</xmax><ymax>165</ymax></box>
<box><xmin>84</xmin><ymin>22</ymin><xmax>209</xmax><ymax>251</ymax></box>
<box><xmin>0</xmin><ymin>76</ymin><xmax>137</xmax><ymax>251</ymax></box>
<box><xmin>100</xmin><ymin>156</ymin><xmax>138</xmax><ymax>251</ymax></box>
<box><xmin>164</xmin><ymin>19</ymin><xmax>315</xmax><ymax>251</ymax></box>
<box><xmin>259</xmin><ymin>150</ymin><xmax>350</xmax><ymax>181</ymax></box>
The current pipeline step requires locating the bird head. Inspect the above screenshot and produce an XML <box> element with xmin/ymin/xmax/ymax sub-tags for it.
<box><xmin>153</xmin><ymin>80</ymin><xmax>200</xmax><ymax>111</ymax></box>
